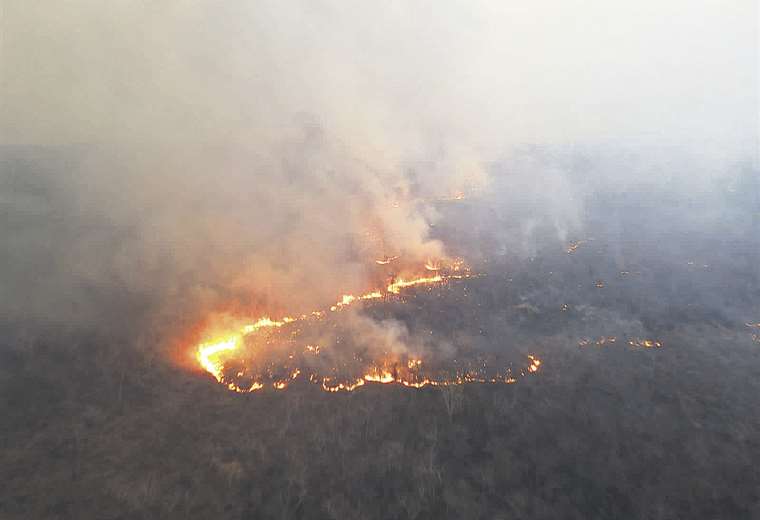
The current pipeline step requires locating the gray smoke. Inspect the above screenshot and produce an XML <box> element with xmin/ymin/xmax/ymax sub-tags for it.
<box><xmin>0</xmin><ymin>1</ymin><xmax>756</xmax><ymax>355</ymax></box>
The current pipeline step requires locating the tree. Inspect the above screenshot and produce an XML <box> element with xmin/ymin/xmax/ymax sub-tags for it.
<box><xmin>439</xmin><ymin>385</ymin><xmax>464</xmax><ymax>422</ymax></box>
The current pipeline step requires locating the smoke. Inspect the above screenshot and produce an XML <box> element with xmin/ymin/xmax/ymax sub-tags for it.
<box><xmin>0</xmin><ymin>1</ymin><xmax>757</xmax><ymax>357</ymax></box>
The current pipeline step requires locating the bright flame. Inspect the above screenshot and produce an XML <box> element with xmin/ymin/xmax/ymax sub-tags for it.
<box><xmin>196</xmin><ymin>337</ymin><xmax>238</xmax><ymax>382</ymax></box>
<box><xmin>241</xmin><ymin>316</ymin><xmax>294</xmax><ymax>334</ymax></box>
<box><xmin>387</xmin><ymin>275</ymin><xmax>443</xmax><ymax>294</ymax></box>
<box><xmin>424</xmin><ymin>259</ymin><xmax>441</xmax><ymax>271</ymax></box>
<box><xmin>628</xmin><ymin>338</ymin><xmax>662</xmax><ymax>349</ymax></box>
<box><xmin>194</xmin><ymin>262</ymin><xmax>539</xmax><ymax>393</ymax></box>
<box><xmin>527</xmin><ymin>354</ymin><xmax>541</xmax><ymax>372</ymax></box>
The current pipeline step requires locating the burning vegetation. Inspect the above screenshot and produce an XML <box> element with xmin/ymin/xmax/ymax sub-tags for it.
<box><xmin>196</xmin><ymin>260</ymin><xmax>542</xmax><ymax>393</ymax></box>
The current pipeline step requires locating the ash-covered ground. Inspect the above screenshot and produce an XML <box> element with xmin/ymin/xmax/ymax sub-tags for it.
<box><xmin>2</xmin><ymin>159</ymin><xmax>759</xmax><ymax>519</ymax></box>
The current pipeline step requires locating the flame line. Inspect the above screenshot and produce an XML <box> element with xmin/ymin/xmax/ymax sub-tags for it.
<box><xmin>194</xmin><ymin>267</ymin><xmax>538</xmax><ymax>393</ymax></box>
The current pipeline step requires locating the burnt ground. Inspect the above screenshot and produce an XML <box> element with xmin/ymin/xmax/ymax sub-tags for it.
<box><xmin>2</xmin><ymin>228</ymin><xmax>760</xmax><ymax>519</ymax></box>
<box><xmin>2</xmin><ymin>167</ymin><xmax>760</xmax><ymax>519</ymax></box>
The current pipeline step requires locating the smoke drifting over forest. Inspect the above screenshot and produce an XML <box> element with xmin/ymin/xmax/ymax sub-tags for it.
<box><xmin>1</xmin><ymin>2</ymin><xmax>758</xmax><ymax>518</ymax></box>
<box><xmin>2</xmin><ymin>1</ymin><xmax>756</xmax><ymax>345</ymax></box>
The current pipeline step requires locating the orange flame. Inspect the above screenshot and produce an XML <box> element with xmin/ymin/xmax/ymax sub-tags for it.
<box><xmin>628</xmin><ymin>338</ymin><xmax>662</xmax><ymax>349</ymax></box>
<box><xmin>386</xmin><ymin>274</ymin><xmax>443</xmax><ymax>294</ymax></box>
<box><xmin>194</xmin><ymin>261</ymin><xmax>540</xmax><ymax>393</ymax></box>
<box><xmin>424</xmin><ymin>259</ymin><xmax>441</xmax><ymax>271</ymax></box>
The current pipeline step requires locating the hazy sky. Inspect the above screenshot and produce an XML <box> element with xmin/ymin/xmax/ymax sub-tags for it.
<box><xmin>2</xmin><ymin>1</ymin><xmax>756</xmax><ymax>153</ymax></box>
<box><xmin>0</xmin><ymin>1</ymin><xmax>756</xmax><ymax>347</ymax></box>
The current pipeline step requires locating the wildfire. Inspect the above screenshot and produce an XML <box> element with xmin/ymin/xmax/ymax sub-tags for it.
<box><xmin>329</xmin><ymin>291</ymin><xmax>383</xmax><ymax>311</ymax></box>
<box><xmin>450</xmin><ymin>258</ymin><xmax>466</xmax><ymax>272</ymax></box>
<box><xmin>386</xmin><ymin>274</ymin><xmax>444</xmax><ymax>294</ymax></box>
<box><xmin>197</xmin><ymin>337</ymin><xmax>238</xmax><ymax>382</ymax></box>
<box><xmin>319</xmin><ymin>365</ymin><xmax>527</xmax><ymax>393</ymax></box>
<box><xmin>194</xmin><ymin>261</ymin><xmax>542</xmax><ymax>393</ymax></box>
<box><xmin>375</xmin><ymin>255</ymin><xmax>399</xmax><ymax>265</ymax></box>
<box><xmin>578</xmin><ymin>336</ymin><xmax>617</xmax><ymax>347</ymax></box>
<box><xmin>578</xmin><ymin>336</ymin><xmax>662</xmax><ymax>349</ymax></box>
<box><xmin>628</xmin><ymin>338</ymin><xmax>662</xmax><ymax>349</ymax></box>
<box><xmin>566</xmin><ymin>240</ymin><xmax>585</xmax><ymax>254</ymax></box>
<box><xmin>424</xmin><ymin>259</ymin><xmax>441</xmax><ymax>271</ymax></box>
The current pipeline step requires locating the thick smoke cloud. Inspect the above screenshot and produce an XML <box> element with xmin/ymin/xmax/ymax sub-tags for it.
<box><xmin>0</xmin><ymin>1</ymin><xmax>757</xmax><ymax>356</ymax></box>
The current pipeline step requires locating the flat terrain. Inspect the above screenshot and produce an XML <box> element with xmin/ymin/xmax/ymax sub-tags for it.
<box><xmin>2</xmin><ymin>234</ymin><xmax>759</xmax><ymax>519</ymax></box>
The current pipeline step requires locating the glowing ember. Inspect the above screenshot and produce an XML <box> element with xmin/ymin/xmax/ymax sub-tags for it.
<box><xmin>450</xmin><ymin>258</ymin><xmax>466</xmax><ymax>272</ymax></box>
<box><xmin>566</xmin><ymin>240</ymin><xmax>585</xmax><ymax>254</ymax></box>
<box><xmin>578</xmin><ymin>336</ymin><xmax>617</xmax><ymax>347</ymax></box>
<box><xmin>579</xmin><ymin>336</ymin><xmax>662</xmax><ymax>349</ymax></box>
<box><xmin>628</xmin><ymin>338</ymin><xmax>662</xmax><ymax>349</ymax></box>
